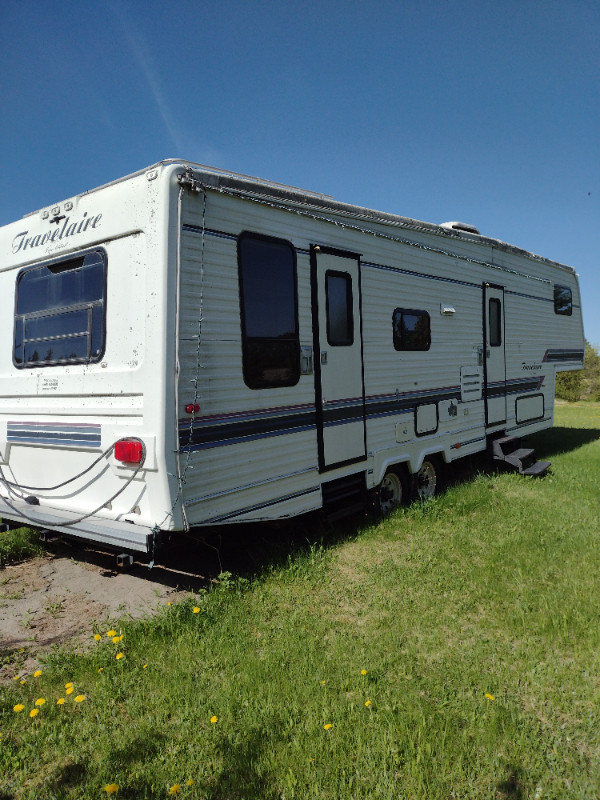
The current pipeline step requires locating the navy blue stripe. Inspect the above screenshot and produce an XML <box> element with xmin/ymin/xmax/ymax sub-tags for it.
<box><xmin>179</xmin><ymin>409</ymin><xmax>317</xmax><ymax>451</ymax></box>
<box><xmin>544</xmin><ymin>349</ymin><xmax>585</xmax><ymax>362</ymax></box>
<box><xmin>179</xmin><ymin>387</ymin><xmax>464</xmax><ymax>451</ymax></box>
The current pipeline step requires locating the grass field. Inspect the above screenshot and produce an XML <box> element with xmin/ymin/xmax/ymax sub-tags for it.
<box><xmin>1</xmin><ymin>403</ymin><xmax>599</xmax><ymax>799</ymax></box>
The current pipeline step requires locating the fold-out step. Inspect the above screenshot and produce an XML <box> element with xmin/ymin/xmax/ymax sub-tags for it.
<box><xmin>489</xmin><ymin>435</ymin><xmax>550</xmax><ymax>477</ymax></box>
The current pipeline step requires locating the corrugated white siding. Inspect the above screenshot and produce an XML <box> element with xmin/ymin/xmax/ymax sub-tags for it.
<box><xmin>177</xmin><ymin>192</ymin><xmax>321</xmax><ymax>525</ymax></box>
<box><xmin>175</xmin><ymin>182</ymin><xmax>584</xmax><ymax>522</ymax></box>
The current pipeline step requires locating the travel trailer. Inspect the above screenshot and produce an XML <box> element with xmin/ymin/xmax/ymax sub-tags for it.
<box><xmin>0</xmin><ymin>161</ymin><xmax>585</xmax><ymax>556</ymax></box>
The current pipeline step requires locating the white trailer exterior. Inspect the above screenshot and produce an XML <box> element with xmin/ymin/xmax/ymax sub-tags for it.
<box><xmin>0</xmin><ymin>160</ymin><xmax>585</xmax><ymax>554</ymax></box>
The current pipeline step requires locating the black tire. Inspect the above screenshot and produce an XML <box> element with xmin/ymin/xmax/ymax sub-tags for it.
<box><xmin>374</xmin><ymin>466</ymin><xmax>408</xmax><ymax>515</ymax></box>
<box><xmin>412</xmin><ymin>455</ymin><xmax>443</xmax><ymax>500</ymax></box>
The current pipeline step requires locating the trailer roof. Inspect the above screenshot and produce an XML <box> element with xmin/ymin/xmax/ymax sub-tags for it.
<box><xmin>24</xmin><ymin>158</ymin><xmax>576</xmax><ymax>274</ymax></box>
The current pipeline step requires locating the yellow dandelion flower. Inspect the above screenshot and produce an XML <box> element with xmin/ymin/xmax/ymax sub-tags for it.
<box><xmin>66</xmin><ymin>687</ymin><xmax>74</xmax><ymax>695</ymax></box>
<box><xmin>116</xmin><ymin>652</ymin><xmax>124</xmax><ymax>660</ymax></box>
<box><xmin>485</xmin><ymin>693</ymin><xmax>495</xmax><ymax>701</ymax></box>
<box><xmin>365</xmin><ymin>700</ymin><xmax>372</xmax><ymax>707</ymax></box>
<box><xmin>167</xmin><ymin>601</ymin><xmax>172</xmax><ymax>606</ymax></box>
<box><xmin>104</xmin><ymin>784</ymin><xmax>119</xmax><ymax>794</ymax></box>
<box><xmin>57</xmin><ymin>698</ymin><xmax>66</xmax><ymax>705</ymax></box>
<box><xmin>320</xmin><ymin>680</ymin><xmax>326</xmax><ymax>685</ymax></box>
<box><xmin>106</xmin><ymin>630</ymin><xmax>117</xmax><ymax>637</ymax></box>
<box><xmin>360</xmin><ymin>669</ymin><xmax>367</xmax><ymax>675</ymax></box>
<box><xmin>168</xmin><ymin>785</ymin><xmax>181</xmax><ymax>795</ymax></box>
<box><xmin>19</xmin><ymin>679</ymin><xmax>26</xmax><ymax>685</ymax></box>
<box><xmin>35</xmin><ymin>698</ymin><xmax>46</xmax><ymax>706</ymax></box>
<box><xmin>112</xmin><ymin>636</ymin><xmax>120</xmax><ymax>643</ymax></box>
<box><xmin>142</xmin><ymin>664</ymin><xmax>148</xmax><ymax>669</ymax></box>
<box><xmin>65</xmin><ymin>682</ymin><xmax>73</xmax><ymax>689</ymax></box>
<box><xmin>323</xmin><ymin>723</ymin><xmax>333</xmax><ymax>731</ymax></box>
<box><xmin>33</xmin><ymin>669</ymin><xmax>42</xmax><ymax>677</ymax></box>
<box><xmin>13</xmin><ymin>675</ymin><xmax>20</xmax><ymax>681</ymax></box>
<box><xmin>13</xmin><ymin>704</ymin><xmax>25</xmax><ymax>713</ymax></box>
<box><xmin>210</xmin><ymin>715</ymin><xmax>218</xmax><ymax>724</ymax></box>
<box><xmin>94</xmin><ymin>634</ymin><xmax>102</xmax><ymax>641</ymax></box>
<box><xmin>18</xmin><ymin>648</ymin><xmax>25</xmax><ymax>652</ymax></box>
<box><xmin>29</xmin><ymin>708</ymin><xmax>39</xmax><ymax>718</ymax></box>
<box><xmin>192</xmin><ymin>607</ymin><xmax>200</xmax><ymax>614</ymax></box>
<box><xmin>74</xmin><ymin>694</ymin><xmax>86</xmax><ymax>703</ymax></box>
<box><xmin>98</xmin><ymin>668</ymin><xmax>104</xmax><ymax>673</ymax></box>
<box><xmin>186</xmin><ymin>779</ymin><xmax>194</xmax><ymax>786</ymax></box>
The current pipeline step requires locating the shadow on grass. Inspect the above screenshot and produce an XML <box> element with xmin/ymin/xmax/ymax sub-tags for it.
<box><xmin>43</xmin><ymin>733</ymin><xmax>168</xmax><ymax>799</ymax></box>
<box><xmin>27</xmin><ymin>425</ymin><xmax>600</xmax><ymax>593</ymax></box>
<box><xmin>528</xmin><ymin>425</ymin><xmax>600</xmax><ymax>459</ymax></box>
<box><xmin>496</xmin><ymin>764</ymin><xmax>525</xmax><ymax>799</ymax></box>
<box><xmin>38</xmin><ymin>504</ymin><xmax>359</xmax><ymax>594</ymax></box>
<box><xmin>207</xmin><ymin>727</ymin><xmax>280</xmax><ymax>800</ymax></box>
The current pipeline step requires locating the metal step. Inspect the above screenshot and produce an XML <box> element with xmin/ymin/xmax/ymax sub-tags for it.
<box><xmin>489</xmin><ymin>435</ymin><xmax>550</xmax><ymax>478</ymax></box>
<box><xmin>503</xmin><ymin>448</ymin><xmax>536</xmax><ymax>470</ymax></box>
<box><xmin>521</xmin><ymin>460</ymin><xmax>551</xmax><ymax>477</ymax></box>
<box><xmin>491</xmin><ymin>435</ymin><xmax>521</xmax><ymax>459</ymax></box>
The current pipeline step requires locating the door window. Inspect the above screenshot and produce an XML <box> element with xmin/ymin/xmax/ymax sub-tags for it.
<box><xmin>488</xmin><ymin>298</ymin><xmax>502</xmax><ymax>347</ymax></box>
<box><xmin>325</xmin><ymin>271</ymin><xmax>354</xmax><ymax>346</ymax></box>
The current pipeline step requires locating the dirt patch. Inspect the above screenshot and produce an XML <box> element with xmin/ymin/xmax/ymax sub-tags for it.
<box><xmin>0</xmin><ymin>514</ymin><xmax>334</xmax><ymax>681</ymax></box>
<box><xmin>0</xmin><ymin>539</ymin><xmax>215</xmax><ymax>681</ymax></box>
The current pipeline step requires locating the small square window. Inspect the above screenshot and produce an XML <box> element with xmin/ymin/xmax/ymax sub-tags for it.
<box><xmin>393</xmin><ymin>308</ymin><xmax>431</xmax><ymax>351</ymax></box>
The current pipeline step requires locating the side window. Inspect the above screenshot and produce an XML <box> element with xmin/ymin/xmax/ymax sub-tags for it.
<box><xmin>326</xmin><ymin>271</ymin><xmax>354</xmax><ymax>346</ymax></box>
<box><xmin>554</xmin><ymin>284</ymin><xmax>572</xmax><ymax>316</ymax></box>
<box><xmin>14</xmin><ymin>249</ymin><xmax>106</xmax><ymax>368</ymax></box>
<box><xmin>393</xmin><ymin>308</ymin><xmax>431</xmax><ymax>351</ymax></box>
<box><xmin>488</xmin><ymin>298</ymin><xmax>502</xmax><ymax>347</ymax></box>
<box><xmin>238</xmin><ymin>232</ymin><xmax>300</xmax><ymax>390</ymax></box>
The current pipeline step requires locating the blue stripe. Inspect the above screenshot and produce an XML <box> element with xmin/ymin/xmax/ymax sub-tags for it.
<box><xmin>7</xmin><ymin>423</ymin><xmax>101</xmax><ymax>449</ymax></box>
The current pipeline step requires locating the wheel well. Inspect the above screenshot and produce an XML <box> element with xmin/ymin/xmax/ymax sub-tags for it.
<box><xmin>411</xmin><ymin>451</ymin><xmax>445</xmax><ymax>475</ymax></box>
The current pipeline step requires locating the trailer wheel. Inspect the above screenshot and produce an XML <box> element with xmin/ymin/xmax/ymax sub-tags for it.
<box><xmin>413</xmin><ymin>456</ymin><xmax>443</xmax><ymax>500</ymax></box>
<box><xmin>375</xmin><ymin>467</ymin><xmax>407</xmax><ymax>515</ymax></box>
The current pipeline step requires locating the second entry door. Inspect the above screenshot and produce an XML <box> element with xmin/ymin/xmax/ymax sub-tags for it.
<box><xmin>484</xmin><ymin>283</ymin><xmax>507</xmax><ymax>426</ymax></box>
<box><xmin>312</xmin><ymin>247</ymin><xmax>366</xmax><ymax>471</ymax></box>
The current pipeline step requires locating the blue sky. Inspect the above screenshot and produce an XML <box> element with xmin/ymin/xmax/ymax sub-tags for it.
<box><xmin>2</xmin><ymin>0</ymin><xmax>598</xmax><ymax>345</ymax></box>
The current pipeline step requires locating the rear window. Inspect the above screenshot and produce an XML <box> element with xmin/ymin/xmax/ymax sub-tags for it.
<box><xmin>554</xmin><ymin>284</ymin><xmax>572</xmax><ymax>316</ymax></box>
<box><xmin>14</xmin><ymin>249</ymin><xmax>107</xmax><ymax>368</ymax></box>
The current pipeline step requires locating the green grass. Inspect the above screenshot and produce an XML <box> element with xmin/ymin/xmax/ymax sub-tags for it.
<box><xmin>1</xmin><ymin>403</ymin><xmax>600</xmax><ymax>799</ymax></box>
<box><xmin>0</xmin><ymin>526</ymin><xmax>43</xmax><ymax>568</ymax></box>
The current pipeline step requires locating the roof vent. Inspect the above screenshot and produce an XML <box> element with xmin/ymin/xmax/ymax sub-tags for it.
<box><xmin>440</xmin><ymin>221</ymin><xmax>481</xmax><ymax>235</ymax></box>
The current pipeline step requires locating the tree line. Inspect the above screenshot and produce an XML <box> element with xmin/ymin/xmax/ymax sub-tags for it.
<box><xmin>555</xmin><ymin>341</ymin><xmax>600</xmax><ymax>402</ymax></box>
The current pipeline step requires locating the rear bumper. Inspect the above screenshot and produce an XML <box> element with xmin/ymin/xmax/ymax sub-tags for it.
<box><xmin>0</xmin><ymin>496</ymin><xmax>155</xmax><ymax>553</ymax></box>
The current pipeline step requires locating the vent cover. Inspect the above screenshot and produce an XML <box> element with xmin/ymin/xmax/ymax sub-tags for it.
<box><xmin>441</xmin><ymin>221</ymin><xmax>481</xmax><ymax>235</ymax></box>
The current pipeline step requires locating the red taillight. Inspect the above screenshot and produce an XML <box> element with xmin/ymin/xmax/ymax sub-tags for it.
<box><xmin>114</xmin><ymin>439</ymin><xmax>143</xmax><ymax>464</ymax></box>
<box><xmin>185</xmin><ymin>403</ymin><xmax>200</xmax><ymax>414</ymax></box>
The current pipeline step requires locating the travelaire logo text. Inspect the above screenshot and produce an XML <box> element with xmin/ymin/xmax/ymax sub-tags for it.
<box><xmin>12</xmin><ymin>212</ymin><xmax>103</xmax><ymax>255</ymax></box>
<box><xmin>521</xmin><ymin>363</ymin><xmax>542</xmax><ymax>371</ymax></box>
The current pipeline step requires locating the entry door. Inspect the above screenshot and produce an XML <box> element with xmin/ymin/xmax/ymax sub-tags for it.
<box><xmin>312</xmin><ymin>247</ymin><xmax>366</xmax><ymax>471</ymax></box>
<box><xmin>484</xmin><ymin>284</ymin><xmax>506</xmax><ymax>426</ymax></box>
